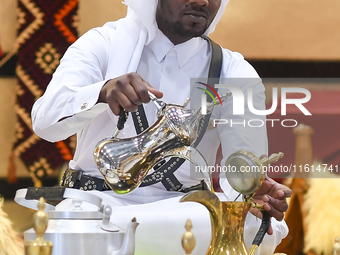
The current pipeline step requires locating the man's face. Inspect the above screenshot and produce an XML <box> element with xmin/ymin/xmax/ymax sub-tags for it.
<box><xmin>156</xmin><ymin>0</ymin><xmax>222</xmax><ymax>44</ymax></box>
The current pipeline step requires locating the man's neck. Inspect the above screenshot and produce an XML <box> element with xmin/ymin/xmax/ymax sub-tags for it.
<box><xmin>161</xmin><ymin>30</ymin><xmax>193</xmax><ymax>45</ymax></box>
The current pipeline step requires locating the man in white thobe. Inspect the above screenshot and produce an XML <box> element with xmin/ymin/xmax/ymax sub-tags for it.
<box><xmin>31</xmin><ymin>0</ymin><xmax>291</xmax><ymax>254</ymax></box>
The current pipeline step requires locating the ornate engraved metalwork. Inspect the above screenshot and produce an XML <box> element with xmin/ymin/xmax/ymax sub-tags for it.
<box><xmin>94</xmin><ymin>94</ymin><xmax>229</xmax><ymax>194</ymax></box>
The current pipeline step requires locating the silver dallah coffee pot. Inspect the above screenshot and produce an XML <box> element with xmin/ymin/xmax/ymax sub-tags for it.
<box><xmin>94</xmin><ymin>92</ymin><xmax>228</xmax><ymax>194</ymax></box>
<box><xmin>15</xmin><ymin>187</ymin><xmax>139</xmax><ymax>255</ymax></box>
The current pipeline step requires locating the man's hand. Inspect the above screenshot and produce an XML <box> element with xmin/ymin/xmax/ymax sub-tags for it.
<box><xmin>250</xmin><ymin>177</ymin><xmax>292</xmax><ymax>235</ymax></box>
<box><xmin>98</xmin><ymin>72</ymin><xmax>163</xmax><ymax>115</ymax></box>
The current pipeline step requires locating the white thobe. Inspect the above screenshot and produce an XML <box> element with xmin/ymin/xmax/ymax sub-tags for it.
<box><xmin>32</xmin><ymin>23</ymin><xmax>288</xmax><ymax>255</ymax></box>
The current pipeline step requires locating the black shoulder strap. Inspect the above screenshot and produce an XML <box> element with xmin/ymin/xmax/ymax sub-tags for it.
<box><xmin>193</xmin><ymin>36</ymin><xmax>222</xmax><ymax>147</ymax></box>
<box><xmin>133</xmin><ymin>37</ymin><xmax>223</xmax><ymax>191</ymax></box>
<box><xmin>206</xmin><ymin>36</ymin><xmax>223</xmax><ymax>81</ymax></box>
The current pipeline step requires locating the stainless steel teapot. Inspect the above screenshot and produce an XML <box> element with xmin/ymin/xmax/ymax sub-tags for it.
<box><xmin>15</xmin><ymin>187</ymin><xmax>139</xmax><ymax>255</ymax></box>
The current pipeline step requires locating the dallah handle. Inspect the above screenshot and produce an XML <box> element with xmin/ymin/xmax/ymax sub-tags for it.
<box><xmin>248</xmin><ymin>211</ymin><xmax>270</xmax><ymax>255</ymax></box>
<box><xmin>117</xmin><ymin>107</ymin><xmax>128</xmax><ymax>130</ymax></box>
<box><xmin>112</xmin><ymin>107</ymin><xmax>128</xmax><ymax>138</ymax></box>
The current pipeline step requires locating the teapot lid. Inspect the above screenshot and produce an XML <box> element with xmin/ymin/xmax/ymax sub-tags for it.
<box><xmin>48</xmin><ymin>198</ymin><xmax>103</xmax><ymax>219</ymax></box>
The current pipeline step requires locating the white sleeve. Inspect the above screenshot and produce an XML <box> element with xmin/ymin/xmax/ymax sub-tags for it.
<box><xmin>31</xmin><ymin>28</ymin><xmax>111</xmax><ymax>142</ymax></box>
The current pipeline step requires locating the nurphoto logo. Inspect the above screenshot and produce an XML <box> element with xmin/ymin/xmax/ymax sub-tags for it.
<box><xmin>196</xmin><ymin>82</ymin><xmax>223</xmax><ymax>115</ymax></box>
<box><xmin>199</xmin><ymin>84</ymin><xmax>312</xmax><ymax>128</ymax></box>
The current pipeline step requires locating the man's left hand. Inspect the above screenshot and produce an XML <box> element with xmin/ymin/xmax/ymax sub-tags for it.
<box><xmin>250</xmin><ymin>177</ymin><xmax>292</xmax><ymax>235</ymax></box>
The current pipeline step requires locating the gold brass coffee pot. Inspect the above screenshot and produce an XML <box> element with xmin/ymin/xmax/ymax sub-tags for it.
<box><xmin>94</xmin><ymin>92</ymin><xmax>228</xmax><ymax>194</ymax></box>
<box><xmin>181</xmin><ymin>151</ymin><xmax>284</xmax><ymax>255</ymax></box>
<box><xmin>181</xmin><ymin>190</ymin><xmax>267</xmax><ymax>255</ymax></box>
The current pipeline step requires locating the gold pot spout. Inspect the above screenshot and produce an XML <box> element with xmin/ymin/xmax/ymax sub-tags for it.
<box><xmin>180</xmin><ymin>190</ymin><xmax>251</xmax><ymax>255</ymax></box>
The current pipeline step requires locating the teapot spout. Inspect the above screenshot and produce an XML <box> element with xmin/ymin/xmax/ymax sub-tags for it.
<box><xmin>111</xmin><ymin>217</ymin><xmax>139</xmax><ymax>255</ymax></box>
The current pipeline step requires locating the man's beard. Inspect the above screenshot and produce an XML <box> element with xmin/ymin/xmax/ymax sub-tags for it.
<box><xmin>166</xmin><ymin>19</ymin><xmax>208</xmax><ymax>38</ymax></box>
<box><xmin>157</xmin><ymin>0</ymin><xmax>212</xmax><ymax>40</ymax></box>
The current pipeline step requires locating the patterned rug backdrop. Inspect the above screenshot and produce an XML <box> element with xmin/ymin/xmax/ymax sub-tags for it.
<box><xmin>9</xmin><ymin>0</ymin><xmax>79</xmax><ymax>186</ymax></box>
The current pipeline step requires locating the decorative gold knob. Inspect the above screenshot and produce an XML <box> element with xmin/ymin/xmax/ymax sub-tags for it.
<box><xmin>182</xmin><ymin>219</ymin><xmax>196</xmax><ymax>255</ymax></box>
<box><xmin>25</xmin><ymin>197</ymin><xmax>53</xmax><ymax>255</ymax></box>
<box><xmin>260</xmin><ymin>152</ymin><xmax>284</xmax><ymax>166</ymax></box>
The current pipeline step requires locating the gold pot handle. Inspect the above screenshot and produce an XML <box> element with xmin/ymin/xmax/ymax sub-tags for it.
<box><xmin>248</xmin><ymin>210</ymin><xmax>270</xmax><ymax>255</ymax></box>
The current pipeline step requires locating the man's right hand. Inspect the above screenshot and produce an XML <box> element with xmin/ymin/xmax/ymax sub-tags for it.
<box><xmin>98</xmin><ymin>72</ymin><xmax>163</xmax><ymax>115</ymax></box>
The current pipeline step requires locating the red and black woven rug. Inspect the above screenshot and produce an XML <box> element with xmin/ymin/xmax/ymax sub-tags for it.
<box><xmin>10</xmin><ymin>0</ymin><xmax>79</xmax><ymax>186</ymax></box>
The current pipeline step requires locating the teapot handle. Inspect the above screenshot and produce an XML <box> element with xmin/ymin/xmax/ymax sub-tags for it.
<box><xmin>14</xmin><ymin>187</ymin><xmax>103</xmax><ymax>211</ymax></box>
<box><xmin>249</xmin><ymin>211</ymin><xmax>270</xmax><ymax>255</ymax></box>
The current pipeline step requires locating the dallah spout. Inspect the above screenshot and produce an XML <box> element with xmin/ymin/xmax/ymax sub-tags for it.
<box><xmin>180</xmin><ymin>190</ymin><xmax>222</xmax><ymax>254</ymax></box>
<box><xmin>165</xmin><ymin>92</ymin><xmax>229</xmax><ymax>145</ymax></box>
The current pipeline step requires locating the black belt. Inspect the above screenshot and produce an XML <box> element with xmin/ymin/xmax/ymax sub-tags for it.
<box><xmin>60</xmin><ymin>169</ymin><xmax>111</xmax><ymax>191</ymax></box>
<box><xmin>60</xmin><ymin>169</ymin><xmax>208</xmax><ymax>193</ymax></box>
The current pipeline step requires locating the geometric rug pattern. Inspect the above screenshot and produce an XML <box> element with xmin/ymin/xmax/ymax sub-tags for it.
<box><xmin>11</xmin><ymin>0</ymin><xmax>79</xmax><ymax>186</ymax></box>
